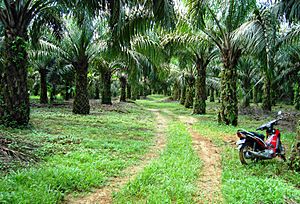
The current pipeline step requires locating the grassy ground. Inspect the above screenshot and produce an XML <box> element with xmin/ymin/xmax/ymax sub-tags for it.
<box><xmin>0</xmin><ymin>103</ymin><xmax>156</xmax><ymax>203</ymax></box>
<box><xmin>141</xmin><ymin>95</ymin><xmax>300</xmax><ymax>204</ymax></box>
<box><xmin>1</xmin><ymin>95</ymin><xmax>299</xmax><ymax>203</ymax></box>
<box><xmin>192</xmin><ymin>119</ymin><xmax>300</xmax><ymax>203</ymax></box>
<box><xmin>114</xmin><ymin>119</ymin><xmax>201</xmax><ymax>203</ymax></box>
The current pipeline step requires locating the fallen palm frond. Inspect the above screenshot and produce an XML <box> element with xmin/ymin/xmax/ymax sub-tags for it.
<box><xmin>0</xmin><ymin>133</ymin><xmax>39</xmax><ymax>163</ymax></box>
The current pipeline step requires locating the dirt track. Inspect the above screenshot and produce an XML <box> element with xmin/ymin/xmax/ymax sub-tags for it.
<box><xmin>65</xmin><ymin>110</ymin><xmax>168</xmax><ymax>204</ymax></box>
<box><xmin>178</xmin><ymin>115</ymin><xmax>223</xmax><ymax>203</ymax></box>
<box><xmin>65</xmin><ymin>109</ymin><xmax>223</xmax><ymax>203</ymax></box>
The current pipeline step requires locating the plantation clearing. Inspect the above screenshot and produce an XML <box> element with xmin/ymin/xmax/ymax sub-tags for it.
<box><xmin>0</xmin><ymin>96</ymin><xmax>299</xmax><ymax>203</ymax></box>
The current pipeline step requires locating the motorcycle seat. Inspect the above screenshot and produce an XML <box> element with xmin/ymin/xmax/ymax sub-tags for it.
<box><xmin>250</xmin><ymin>132</ymin><xmax>265</xmax><ymax>140</ymax></box>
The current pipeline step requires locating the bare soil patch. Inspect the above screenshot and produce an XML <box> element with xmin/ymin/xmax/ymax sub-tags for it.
<box><xmin>239</xmin><ymin>106</ymin><xmax>300</xmax><ymax>132</ymax></box>
<box><xmin>178</xmin><ymin>115</ymin><xmax>223</xmax><ymax>203</ymax></box>
<box><xmin>64</xmin><ymin>109</ymin><xmax>168</xmax><ymax>204</ymax></box>
<box><xmin>31</xmin><ymin>100</ymin><xmax>137</xmax><ymax>114</ymax></box>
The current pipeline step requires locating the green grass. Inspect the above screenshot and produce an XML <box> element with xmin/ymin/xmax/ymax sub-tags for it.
<box><xmin>113</xmin><ymin>120</ymin><xmax>202</xmax><ymax>203</ymax></box>
<box><xmin>136</xmin><ymin>95</ymin><xmax>191</xmax><ymax>116</ymax></box>
<box><xmin>138</xmin><ymin>96</ymin><xmax>300</xmax><ymax>203</ymax></box>
<box><xmin>191</xmin><ymin>112</ymin><xmax>300</xmax><ymax>203</ymax></box>
<box><xmin>1</xmin><ymin>95</ymin><xmax>299</xmax><ymax>203</ymax></box>
<box><xmin>0</xmin><ymin>103</ymin><xmax>155</xmax><ymax>203</ymax></box>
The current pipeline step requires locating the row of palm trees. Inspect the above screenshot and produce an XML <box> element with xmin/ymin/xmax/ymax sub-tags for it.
<box><xmin>0</xmin><ymin>0</ymin><xmax>174</xmax><ymax>126</ymax></box>
<box><xmin>165</xmin><ymin>0</ymin><xmax>300</xmax><ymax>126</ymax></box>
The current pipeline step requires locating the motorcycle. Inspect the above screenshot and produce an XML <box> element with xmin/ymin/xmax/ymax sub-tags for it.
<box><xmin>236</xmin><ymin>111</ymin><xmax>286</xmax><ymax>165</ymax></box>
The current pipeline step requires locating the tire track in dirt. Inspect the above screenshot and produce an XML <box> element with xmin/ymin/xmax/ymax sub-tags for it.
<box><xmin>64</xmin><ymin>109</ymin><xmax>168</xmax><ymax>204</ymax></box>
<box><xmin>177</xmin><ymin>115</ymin><xmax>223</xmax><ymax>203</ymax></box>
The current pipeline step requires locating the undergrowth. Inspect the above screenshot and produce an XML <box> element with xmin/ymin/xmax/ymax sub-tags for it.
<box><xmin>0</xmin><ymin>103</ymin><xmax>155</xmax><ymax>203</ymax></box>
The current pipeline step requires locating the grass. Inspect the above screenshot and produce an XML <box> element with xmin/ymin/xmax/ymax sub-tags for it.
<box><xmin>190</xmin><ymin>108</ymin><xmax>300</xmax><ymax>203</ymax></box>
<box><xmin>114</xmin><ymin>120</ymin><xmax>201</xmax><ymax>203</ymax></box>
<box><xmin>0</xmin><ymin>103</ymin><xmax>156</xmax><ymax>203</ymax></box>
<box><xmin>138</xmin><ymin>96</ymin><xmax>300</xmax><ymax>203</ymax></box>
<box><xmin>1</xmin><ymin>95</ymin><xmax>299</xmax><ymax>203</ymax></box>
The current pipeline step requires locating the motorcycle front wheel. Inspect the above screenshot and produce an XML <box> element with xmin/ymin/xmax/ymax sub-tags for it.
<box><xmin>239</xmin><ymin>143</ymin><xmax>257</xmax><ymax>165</ymax></box>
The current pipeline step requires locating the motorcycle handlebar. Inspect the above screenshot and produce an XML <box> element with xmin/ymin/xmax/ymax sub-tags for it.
<box><xmin>256</xmin><ymin>118</ymin><xmax>282</xmax><ymax>131</ymax></box>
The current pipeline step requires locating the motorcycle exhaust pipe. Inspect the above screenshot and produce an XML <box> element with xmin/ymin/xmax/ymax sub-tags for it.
<box><xmin>248</xmin><ymin>151</ymin><xmax>272</xmax><ymax>159</ymax></box>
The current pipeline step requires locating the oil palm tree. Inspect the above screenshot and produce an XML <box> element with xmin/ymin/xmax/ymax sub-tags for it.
<box><xmin>277</xmin><ymin>0</ymin><xmax>300</xmax><ymax>172</ymax></box>
<box><xmin>187</xmin><ymin>0</ymin><xmax>256</xmax><ymax>125</ymax></box>
<box><xmin>235</xmin><ymin>6</ymin><xmax>281</xmax><ymax>111</ymax></box>
<box><xmin>52</xmin><ymin>15</ymin><xmax>106</xmax><ymax>113</ymax></box>
<box><xmin>163</xmin><ymin>20</ymin><xmax>218</xmax><ymax>112</ymax></box>
<box><xmin>29</xmin><ymin>28</ymin><xmax>60</xmax><ymax>104</ymax></box>
<box><xmin>237</xmin><ymin>56</ymin><xmax>259</xmax><ymax>108</ymax></box>
<box><xmin>192</xmin><ymin>40</ymin><xmax>217</xmax><ymax>113</ymax></box>
<box><xmin>0</xmin><ymin>0</ymin><xmax>62</xmax><ymax>126</ymax></box>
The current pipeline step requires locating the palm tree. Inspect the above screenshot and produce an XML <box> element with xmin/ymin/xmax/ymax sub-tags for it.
<box><xmin>187</xmin><ymin>0</ymin><xmax>256</xmax><ymax>125</ymax></box>
<box><xmin>192</xmin><ymin>40</ymin><xmax>217</xmax><ymax>114</ymax></box>
<box><xmin>54</xmin><ymin>16</ymin><xmax>105</xmax><ymax>113</ymax></box>
<box><xmin>278</xmin><ymin>0</ymin><xmax>300</xmax><ymax>171</ymax></box>
<box><xmin>0</xmin><ymin>0</ymin><xmax>61</xmax><ymax>126</ymax></box>
<box><xmin>236</xmin><ymin>7</ymin><xmax>281</xmax><ymax>111</ymax></box>
<box><xmin>278</xmin><ymin>0</ymin><xmax>300</xmax><ymax>21</ymax></box>
<box><xmin>29</xmin><ymin>31</ymin><xmax>56</xmax><ymax>104</ymax></box>
<box><xmin>206</xmin><ymin>62</ymin><xmax>222</xmax><ymax>103</ymax></box>
<box><xmin>94</xmin><ymin>57</ymin><xmax>123</xmax><ymax>105</ymax></box>
<box><xmin>95</xmin><ymin>0</ymin><xmax>175</xmax><ymax>104</ymax></box>
<box><xmin>237</xmin><ymin>56</ymin><xmax>259</xmax><ymax>108</ymax></box>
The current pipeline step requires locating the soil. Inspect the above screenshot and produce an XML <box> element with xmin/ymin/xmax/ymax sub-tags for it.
<box><xmin>64</xmin><ymin>109</ymin><xmax>168</xmax><ymax>204</ymax></box>
<box><xmin>239</xmin><ymin>106</ymin><xmax>300</xmax><ymax>132</ymax></box>
<box><xmin>178</xmin><ymin>115</ymin><xmax>223</xmax><ymax>203</ymax></box>
<box><xmin>30</xmin><ymin>100</ymin><xmax>137</xmax><ymax>114</ymax></box>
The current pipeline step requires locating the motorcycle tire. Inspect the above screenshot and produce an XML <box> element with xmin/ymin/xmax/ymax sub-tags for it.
<box><xmin>239</xmin><ymin>143</ymin><xmax>256</xmax><ymax>165</ymax></box>
<box><xmin>277</xmin><ymin>143</ymin><xmax>286</xmax><ymax>162</ymax></box>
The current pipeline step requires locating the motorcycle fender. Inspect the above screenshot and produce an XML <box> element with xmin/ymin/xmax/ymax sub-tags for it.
<box><xmin>236</xmin><ymin>139</ymin><xmax>246</xmax><ymax>150</ymax></box>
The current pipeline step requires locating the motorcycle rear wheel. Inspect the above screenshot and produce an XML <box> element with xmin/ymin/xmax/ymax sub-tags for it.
<box><xmin>278</xmin><ymin>144</ymin><xmax>286</xmax><ymax>162</ymax></box>
<box><xmin>239</xmin><ymin>143</ymin><xmax>257</xmax><ymax>165</ymax></box>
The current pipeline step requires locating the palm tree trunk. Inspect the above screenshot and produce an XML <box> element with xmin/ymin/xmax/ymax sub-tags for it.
<box><xmin>0</xmin><ymin>33</ymin><xmax>30</xmax><ymax>127</ymax></box>
<box><xmin>73</xmin><ymin>61</ymin><xmax>90</xmax><ymax>114</ymax></box>
<box><xmin>40</xmin><ymin>68</ymin><xmax>48</xmax><ymax>104</ymax></box>
<box><xmin>193</xmin><ymin>60</ymin><xmax>206</xmax><ymax>114</ymax></box>
<box><xmin>94</xmin><ymin>81</ymin><xmax>100</xmax><ymax>100</ymax></box>
<box><xmin>220</xmin><ymin>48</ymin><xmax>240</xmax><ymax>126</ymax></box>
<box><xmin>295</xmin><ymin>83</ymin><xmax>300</xmax><ymax>110</ymax></box>
<box><xmin>180</xmin><ymin>83</ymin><xmax>186</xmax><ymax>105</ymax></box>
<box><xmin>242</xmin><ymin>79</ymin><xmax>251</xmax><ymax>108</ymax></box>
<box><xmin>185</xmin><ymin>74</ymin><xmax>195</xmax><ymax>108</ymax></box>
<box><xmin>262</xmin><ymin>76</ymin><xmax>272</xmax><ymax>111</ymax></box>
<box><xmin>101</xmin><ymin>70</ymin><xmax>112</xmax><ymax>105</ymax></box>
<box><xmin>33</xmin><ymin>80</ymin><xmax>39</xmax><ymax>96</ymax></box>
<box><xmin>131</xmin><ymin>85</ymin><xmax>139</xmax><ymax>101</ymax></box>
<box><xmin>119</xmin><ymin>76</ymin><xmax>127</xmax><ymax>102</ymax></box>
<box><xmin>127</xmin><ymin>84</ymin><xmax>132</xmax><ymax>99</ymax></box>
<box><xmin>216</xmin><ymin>89</ymin><xmax>220</xmax><ymax>103</ymax></box>
<box><xmin>210</xmin><ymin>88</ymin><xmax>215</xmax><ymax>102</ymax></box>
<box><xmin>50</xmin><ymin>84</ymin><xmax>56</xmax><ymax>103</ymax></box>
<box><xmin>289</xmin><ymin>83</ymin><xmax>294</xmax><ymax>105</ymax></box>
<box><xmin>172</xmin><ymin>80</ymin><xmax>180</xmax><ymax>100</ymax></box>
<box><xmin>253</xmin><ymin>84</ymin><xmax>258</xmax><ymax>104</ymax></box>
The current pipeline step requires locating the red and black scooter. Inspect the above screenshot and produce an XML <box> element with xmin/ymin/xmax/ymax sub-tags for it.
<box><xmin>236</xmin><ymin>112</ymin><xmax>286</xmax><ymax>164</ymax></box>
